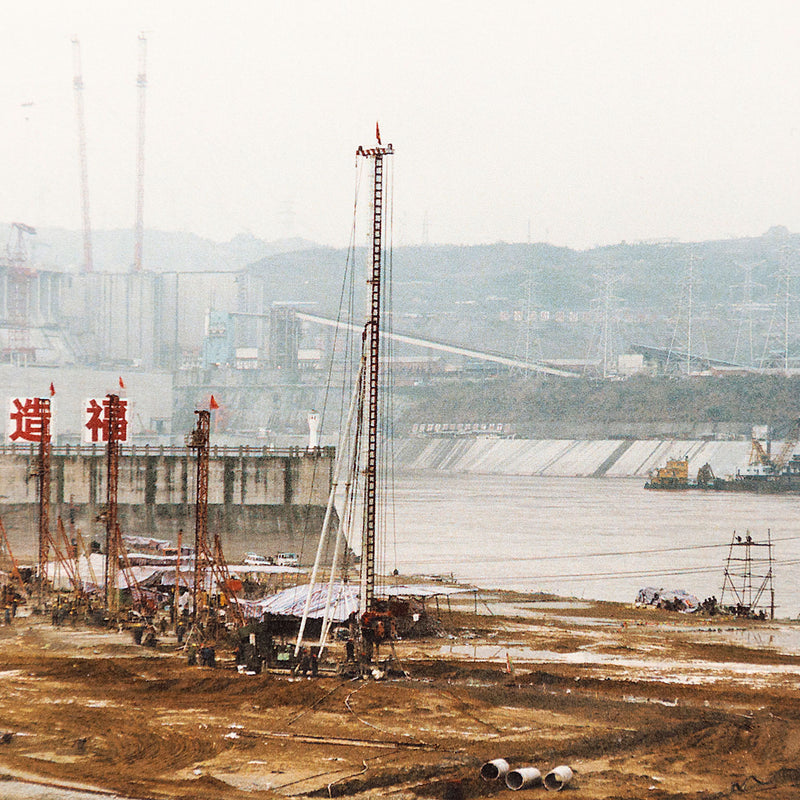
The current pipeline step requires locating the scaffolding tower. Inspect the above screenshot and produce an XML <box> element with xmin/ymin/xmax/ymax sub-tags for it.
<box><xmin>720</xmin><ymin>529</ymin><xmax>775</xmax><ymax>619</ymax></box>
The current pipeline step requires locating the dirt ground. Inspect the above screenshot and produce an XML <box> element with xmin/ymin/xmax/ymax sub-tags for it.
<box><xmin>1</xmin><ymin>594</ymin><xmax>800</xmax><ymax>799</ymax></box>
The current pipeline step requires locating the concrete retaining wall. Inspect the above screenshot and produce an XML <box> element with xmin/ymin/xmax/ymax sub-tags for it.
<box><xmin>394</xmin><ymin>437</ymin><xmax>756</xmax><ymax>478</ymax></box>
<box><xmin>0</xmin><ymin>445</ymin><xmax>334</xmax><ymax>562</ymax></box>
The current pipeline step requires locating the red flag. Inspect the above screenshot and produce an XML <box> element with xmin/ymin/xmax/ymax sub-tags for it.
<box><xmin>118</xmin><ymin>376</ymin><xmax>125</xmax><ymax>390</ymax></box>
<box><xmin>210</xmin><ymin>395</ymin><xmax>219</xmax><ymax>410</ymax></box>
<box><xmin>49</xmin><ymin>382</ymin><xmax>55</xmax><ymax>397</ymax></box>
<box><xmin>376</xmin><ymin>121</ymin><xmax>381</xmax><ymax>144</ymax></box>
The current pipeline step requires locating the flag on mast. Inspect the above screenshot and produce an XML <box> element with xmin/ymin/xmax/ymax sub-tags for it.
<box><xmin>210</xmin><ymin>395</ymin><xmax>219</xmax><ymax>410</ymax></box>
<box><xmin>376</xmin><ymin>121</ymin><xmax>381</xmax><ymax>145</ymax></box>
<box><xmin>49</xmin><ymin>382</ymin><xmax>55</xmax><ymax>397</ymax></box>
<box><xmin>118</xmin><ymin>376</ymin><xmax>125</xmax><ymax>390</ymax></box>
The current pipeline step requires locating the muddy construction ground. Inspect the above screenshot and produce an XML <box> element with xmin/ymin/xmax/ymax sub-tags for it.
<box><xmin>1</xmin><ymin>594</ymin><xmax>800</xmax><ymax>799</ymax></box>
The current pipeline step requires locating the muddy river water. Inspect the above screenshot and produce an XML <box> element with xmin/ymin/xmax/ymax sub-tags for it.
<box><xmin>384</xmin><ymin>473</ymin><xmax>800</xmax><ymax>615</ymax></box>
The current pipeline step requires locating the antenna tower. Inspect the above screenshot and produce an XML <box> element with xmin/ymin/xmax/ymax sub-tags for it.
<box><xmin>720</xmin><ymin>529</ymin><xmax>775</xmax><ymax>619</ymax></box>
<box><xmin>133</xmin><ymin>33</ymin><xmax>147</xmax><ymax>272</ymax></box>
<box><xmin>356</xmin><ymin>134</ymin><xmax>393</xmax><ymax>613</ymax></box>
<box><xmin>71</xmin><ymin>37</ymin><xmax>93</xmax><ymax>273</ymax></box>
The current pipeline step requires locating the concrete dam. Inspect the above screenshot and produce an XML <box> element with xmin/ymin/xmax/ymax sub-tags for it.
<box><xmin>0</xmin><ymin>444</ymin><xmax>335</xmax><ymax>563</ymax></box>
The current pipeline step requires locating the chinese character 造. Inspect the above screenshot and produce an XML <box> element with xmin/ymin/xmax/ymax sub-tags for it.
<box><xmin>9</xmin><ymin>398</ymin><xmax>51</xmax><ymax>443</ymax></box>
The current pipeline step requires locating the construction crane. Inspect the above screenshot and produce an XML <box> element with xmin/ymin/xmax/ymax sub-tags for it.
<box><xmin>772</xmin><ymin>418</ymin><xmax>800</xmax><ymax>474</ymax></box>
<box><xmin>747</xmin><ymin>418</ymin><xmax>800</xmax><ymax>475</ymax></box>
<box><xmin>3</xmin><ymin>223</ymin><xmax>36</xmax><ymax>365</ymax></box>
<box><xmin>71</xmin><ymin>37</ymin><xmax>93</xmax><ymax>273</ymax></box>
<box><xmin>132</xmin><ymin>32</ymin><xmax>147</xmax><ymax>272</ymax></box>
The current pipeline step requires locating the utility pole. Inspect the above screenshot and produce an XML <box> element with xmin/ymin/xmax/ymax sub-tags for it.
<box><xmin>356</xmin><ymin>132</ymin><xmax>393</xmax><ymax>613</ymax></box>
<box><xmin>133</xmin><ymin>33</ymin><xmax>147</xmax><ymax>272</ymax></box>
<box><xmin>71</xmin><ymin>37</ymin><xmax>93</xmax><ymax>273</ymax></box>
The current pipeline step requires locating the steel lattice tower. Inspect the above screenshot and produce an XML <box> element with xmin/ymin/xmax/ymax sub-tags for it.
<box><xmin>104</xmin><ymin>395</ymin><xmax>122</xmax><ymax>614</ymax></box>
<box><xmin>356</xmin><ymin>138</ymin><xmax>393</xmax><ymax>612</ymax></box>
<box><xmin>189</xmin><ymin>410</ymin><xmax>210</xmax><ymax>620</ymax></box>
<box><xmin>36</xmin><ymin>398</ymin><xmax>51</xmax><ymax>590</ymax></box>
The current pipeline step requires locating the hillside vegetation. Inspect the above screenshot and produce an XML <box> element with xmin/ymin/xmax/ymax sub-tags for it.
<box><xmin>396</xmin><ymin>374</ymin><xmax>800</xmax><ymax>439</ymax></box>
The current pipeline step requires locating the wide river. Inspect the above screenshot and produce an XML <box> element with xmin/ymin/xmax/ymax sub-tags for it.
<box><xmin>382</xmin><ymin>472</ymin><xmax>800</xmax><ymax>617</ymax></box>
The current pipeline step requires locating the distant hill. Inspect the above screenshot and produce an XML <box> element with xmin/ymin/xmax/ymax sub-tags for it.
<box><xmin>0</xmin><ymin>223</ymin><xmax>318</xmax><ymax>273</ymax></box>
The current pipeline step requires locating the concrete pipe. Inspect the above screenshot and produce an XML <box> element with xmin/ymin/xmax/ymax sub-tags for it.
<box><xmin>506</xmin><ymin>767</ymin><xmax>542</xmax><ymax>791</ymax></box>
<box><xmin>544</xmin><ymin>765</ymin><xmax>573</xmax><ymax>791</ymax></box>
<box><xmin>479</xmin><ymin>758</ymin><xmax>510</xmax><ymax>782</ymax></box>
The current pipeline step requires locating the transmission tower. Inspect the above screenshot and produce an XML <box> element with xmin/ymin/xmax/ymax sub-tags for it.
<box><xmin>133</xmin><ymin>33</ymin><xmax>147</xmax><ymax>272</ymax></box>
<box><xmin>667</xmin><ymin>251</ymin><xmax>705</xmax><ymax>374</ymax></box>
<box><xmin>720</xmin><ymin>529</ymin><xmax>775</xmax><ymax>619</ymax></box>
<box><xmin>71</xmin><ymin>37</ymin><xmax>93</xmax><ymax>273</ymax></box>
<box><xmin>585</xmin><ymin>264</ymin><xmax>623</xmax><ymax>378</ymax></box>
<box><xmin>731</xmin><ymin>263</ymin><xmax>767</xmax><ymax>367</ymax></box>
<box><xmin>512</xmin><ymin>274</ymin><xmax>544</xmax><ymax>372</ymax></box>
<box><xmin>760</xmin><ymin>246</ymin><xmax>795</xmax><ymax>373</ymax></box>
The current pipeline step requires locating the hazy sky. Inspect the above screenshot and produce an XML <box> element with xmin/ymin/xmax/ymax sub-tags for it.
<box><xmin>2</xmin><ymin>1</ymin><xmax>800</xmax><ymax>252</ymax></box>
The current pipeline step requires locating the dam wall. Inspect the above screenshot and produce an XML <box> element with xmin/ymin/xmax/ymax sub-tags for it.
<box><xmin>0</xmin><ymin>444</ymin><xmax>334</xmax><ymax>563</ymax></box>
<box><xmin>394</xmin><ymin>437</ymin><xmax>756</xmax><ymax>479</ymax></box>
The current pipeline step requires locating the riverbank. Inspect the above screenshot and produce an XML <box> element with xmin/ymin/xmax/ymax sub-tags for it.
<box><xmin>1</xmin><ymin>595</ymin><xmax>799</xmax><ymax>799</ymax></box>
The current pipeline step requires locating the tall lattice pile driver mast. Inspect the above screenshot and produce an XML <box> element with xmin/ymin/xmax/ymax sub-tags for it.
<box><xmin>188</xmin><ymin>410</ymin><xmax>243</xmax><ymax>627</ymax></box>
<box><xmin>35</xmin><ymin>398</ymin><xmax>52</xmax><ymax>596</ymax></box>
<box><xmin>103</xmin><ymin>394</ymin><xmax>122</xmax><ymax>614</ymax></box>
<box><xmin>356</xmin><ymin>138</ymin><xmax>393</xmax><ymax>615</ymax></box>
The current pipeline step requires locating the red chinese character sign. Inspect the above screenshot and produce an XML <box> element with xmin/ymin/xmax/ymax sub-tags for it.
<box><xmin>83</xmin><ymin>397</ymin><xmax>129</xmax><ymax>443</ymax></box>
<box><xmin>7</xmin><ymin>398</ymin><xmax>53</xmax><ymax>443</ymax></box>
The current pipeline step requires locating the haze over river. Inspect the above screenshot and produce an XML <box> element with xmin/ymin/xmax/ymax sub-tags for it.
<box><xmin>386</xmin><ymin>472</ymin><xmax>800</xmax><ymax>617</ymax></box>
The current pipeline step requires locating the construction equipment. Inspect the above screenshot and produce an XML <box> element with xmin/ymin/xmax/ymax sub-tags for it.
<box><xmin>0</xmin><ymin>516</ymin><xmax>26</xmax><ymax>594</ymax></box>
<box><xmin>188</xmin><ymin>409</ymin><xmax>244</xmax><ymax>628</ymax></box>
<box><xmin>644</xmin><ymin>457</ymin><xmax>689</xmax><ymax>489</ymax></box>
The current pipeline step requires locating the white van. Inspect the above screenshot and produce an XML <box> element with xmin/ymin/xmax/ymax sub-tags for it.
<box><xmin>275</xmin><ymin>552</ymin><xmax>299</xmax><ymax>567</ymax></box>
